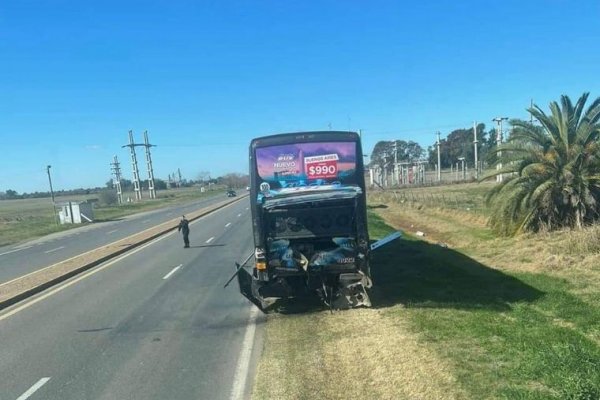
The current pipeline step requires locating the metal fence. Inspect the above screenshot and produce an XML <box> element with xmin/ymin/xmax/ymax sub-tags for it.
<box><xmin>368</xmin><ymin>189</ymin><xmax>488</xmax><ymax>216</ymax></box>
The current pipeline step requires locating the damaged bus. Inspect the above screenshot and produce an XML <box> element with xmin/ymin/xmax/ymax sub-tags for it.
<box><xmin>235</xmin><ymin>131</ymin><xmax>373</xmax><ymax>310</ymax></box>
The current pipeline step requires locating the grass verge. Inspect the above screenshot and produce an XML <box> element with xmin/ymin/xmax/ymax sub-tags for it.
<box><xmin>252</xmin><ymin>184</ymin><xmax>600</xmax><ymax>400</ymax></box>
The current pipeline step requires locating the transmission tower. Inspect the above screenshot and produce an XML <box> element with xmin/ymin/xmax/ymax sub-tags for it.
<box><xmin>122</xmin><ymin>130</ymin><xmax>142</xmax><ymax>200</ymax></box>
<box><xmin>110</xmin><ymin>155</ymin><xmax>124</xmax><ymax>204</ymax></box>
<box><xmin>122</xmin><ymin>131</ymin><xmax>158</xmax><ymax>200</ymax></box>
<box><xmin>143</xmin><ymin>131</ymin><xmax>156</xmax><ymax>199</ymax></box>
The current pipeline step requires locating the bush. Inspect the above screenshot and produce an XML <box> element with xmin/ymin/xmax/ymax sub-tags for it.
<box><xmin>98</xmin><ymin>190</ymin><xmax>118</xmax><ymax>206</ymax></box>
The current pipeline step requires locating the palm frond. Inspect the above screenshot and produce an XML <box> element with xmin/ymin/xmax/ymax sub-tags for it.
<box><xmin>487</xmin><ymin>93</ymin><xmax>600</xmax><ymax>236</ymax></box>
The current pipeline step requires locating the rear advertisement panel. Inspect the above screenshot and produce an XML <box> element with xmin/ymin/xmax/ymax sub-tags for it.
<box><xmin>255</xmin><ymin>141</ymin><xmax>358</xmax><ymax>198</ymax></box>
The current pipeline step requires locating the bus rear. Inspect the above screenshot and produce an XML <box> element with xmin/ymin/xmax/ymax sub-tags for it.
<box><xmin>237</xmin><ymin>131</ymin><xmax>372</xmax><ymax>310</ymax></box>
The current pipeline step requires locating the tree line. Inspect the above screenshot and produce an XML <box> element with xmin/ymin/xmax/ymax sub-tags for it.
<box><xmin>369</xmin><ymin>124</ymin><xmax>501</xmax><ymax>171</ymax></box>
<box><xmin>0</xmin><ymin>187</ymin><xmax>105</xmax><ymax>200</ymax></box>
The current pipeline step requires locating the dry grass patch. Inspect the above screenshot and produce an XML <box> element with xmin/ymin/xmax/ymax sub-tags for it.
<box><xmin>253</xmin><ymin>307</ymin><xmax>466</xmax><ymax>400</ymax></box>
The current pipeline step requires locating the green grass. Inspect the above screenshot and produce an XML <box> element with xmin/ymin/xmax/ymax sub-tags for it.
<box><xmin>371</xmin><ymin>218</ymin><xmax>600</xmax><ymax>399</ymax></box>
<box><xmin>366</xmin><ymin>208</ymin><xmax>397</xmax><ymax>239</ymax></box>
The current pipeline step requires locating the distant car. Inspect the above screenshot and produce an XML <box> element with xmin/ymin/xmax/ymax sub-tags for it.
<box><xmin>226</xmin><ymin>190</ymin><xmax>237</xmax><ymax>197</ymax></box>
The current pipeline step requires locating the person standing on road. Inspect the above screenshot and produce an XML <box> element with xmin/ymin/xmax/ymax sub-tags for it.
<box><xmin>178</xmin><ymin>215</ymin><xmax>190</xmax><ymax>248</ymax></box>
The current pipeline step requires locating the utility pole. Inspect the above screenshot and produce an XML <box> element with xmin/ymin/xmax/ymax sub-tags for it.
<box><xmin>122</xmin><ymin>130</ymin><xmax>142</xmax><ymax>200</ymax></box>
<box><xmin>436</xmin><ymin>132</ymin><xmax>441</xmax><ymax>182</ymax></box>
<box><xmin>46</xmin><ymin>165</ymin><xmax>55</xmax><ymax>203</ymax></box>
<box><xmin>110</xmin><ymin>155</ymin><xmax>123</xmax><ymax>204</ymax></box>
<box><xmin>143</xmin><ymin>130</ymin><xmax>157</xmax><ymax>199</ymax></box>
<box><xmin>492</xmin><ymin>117</ymin><xmax>508</xmax><ymax>183</ymax></box>
<box><xmin>473</xmin><ymin>122</ymin><xmax>479</xmax><ymax>180</ymax></box>
<box><xmin>46</xmin><ymin>165</ymin><xmax>58</xmax><ymax>225</ymax></box>
<box><xmin>393</xmin><ymin>141</ymin><xmax>398</xmax><ymax>186</ymax></box>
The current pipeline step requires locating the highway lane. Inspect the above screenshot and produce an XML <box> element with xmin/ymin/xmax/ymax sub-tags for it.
<box><xmin>0</xmin><ymin>198</ymin><xmax>262</xmax><ymax>400</ymax></box>
<box><xmin>0</xmin><ymin>192</ymin><xmax>245</xmax><ymax>285</ymax></box>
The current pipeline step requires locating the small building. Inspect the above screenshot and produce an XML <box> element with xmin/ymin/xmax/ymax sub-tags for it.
<box><xmin>58</xmin><ymin>201</ymin><xmax>94</xmax><ymax>224</ymax></box>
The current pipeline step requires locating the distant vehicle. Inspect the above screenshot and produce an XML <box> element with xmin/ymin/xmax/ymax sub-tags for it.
<box><xmin>226</xmin><ymin>190</ymin><xmax>237</xmax><ymax>197</ymax></box>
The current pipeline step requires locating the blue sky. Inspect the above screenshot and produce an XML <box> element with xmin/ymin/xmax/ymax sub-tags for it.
<box><xmin>1</xmin><ymin>0</ymin><xmax>599</xmax><ymax>193</ymax></box>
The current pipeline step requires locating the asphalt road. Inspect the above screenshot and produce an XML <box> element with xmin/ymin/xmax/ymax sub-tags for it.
<box><xmin>0</xmin><ymin>198</ymin><xmax>264</xmax><ymax>400</ymax></box>
<box><xmin>0</xmin><ymin>192</ymin><xmax>239</xmax><ymax>285</ymax></box>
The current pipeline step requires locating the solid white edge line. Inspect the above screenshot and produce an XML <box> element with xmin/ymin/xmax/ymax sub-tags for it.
<box><xmin>16</xmin><ymin>377</ymin><xmax>51</xmax><ymax>400</ymax></box>
<box><xmin>0</xmin><ymin>246</ymin><xmax>31</xmax><ymax>257</ymax></box>
<box><xmin>225</xmin><ymin>223</ymin><xmax>232</xmax><ymax>228</ymax></box>
<box><xmin>162</xmin><ymin>264</ymin><xmax>182</xmax><ymax>280</ymax></box>
<box><xmin>230</xmin><ymin>307</ymin><xmax>259</xmax><ymax>400</ymax></box>
<box><xmin>43</xmin><ymin>246</ymin><xmax>65</xmax><ymax>254</ymax></box>
<box><xmin>206</xmin><ymin>237</ymin><xmax>214</xmax><ymax>243</ymax></box>
<box><xmin>0</xmin><ymin>231</ymin><xmax>176</xmax><ymax>322</ymax></box>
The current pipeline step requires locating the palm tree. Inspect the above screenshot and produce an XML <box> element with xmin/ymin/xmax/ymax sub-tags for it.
<box><xmin>485</xmin><ymin>93</ymin><xmax>600</xmax><ymax>235</ymax></box>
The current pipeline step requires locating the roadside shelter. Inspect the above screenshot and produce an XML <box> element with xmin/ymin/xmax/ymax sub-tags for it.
<box><xmin>57</xmin><ymin>201</ymin><xmax>94</xmax><ymax>224</ymax></box>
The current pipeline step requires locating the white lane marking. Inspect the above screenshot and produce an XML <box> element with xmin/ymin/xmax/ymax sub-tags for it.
<box><xmin>0</xmin><ymin>246</ymin><xmax>31</xmax><ymax>257</ymax></box>
<box><xmin>0</xmin><ymin>231</ymin><xmax>177</xmax><ymax>322</ymax></box>
<box><xmin>206</xmin><ymin>237</ymin><xmax>214</xmax><ymax>244</ymax></box>
<box><xmin>162</xmin><ymin>264</ymin><xmax>182</xmax><ymax>280</ymax></box>
<box><xmin>237</xmin><ymin>213</ymin><xmax>242</xmax><ymax>217</ymax></box>
<box><xmin>106</xmin><ymin>229</ymin><xmax>118</xmax><ymax>235</ymax></box>
<box><xmin>142</xmin><ymin>219</ymin><xmax>150</xmax><ymax>223</ymax></box>
<box><xmin>225</xmin><ymin>223</ymin><xmax>232</xmax><ymax>228</ymax></box>
<box><xmin>245</xmin><ymin>207</ymin><xmax>249</xmax><ymax>210</ymax></box>
<box><xmin>230</xmin><ymin>307</ymin><xmax>259</xmax><ymax>400</ymax></box>
<box><xmin>44</xmin><ymin>246</ymin><xmax>65</xmax><ymax>254</ymax></box>
<box><xmin>16</xmin><ymin>377</ymin><xmax>51</xmax><ymax>400</ymax></box>
<box><xmin>166</xmin><ymin>212</ymin><xmax>173</xmax><ymax>216</ymax></box>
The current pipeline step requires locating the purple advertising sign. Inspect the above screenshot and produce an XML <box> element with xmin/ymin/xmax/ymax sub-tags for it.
<box><xmin>255</xmin><ymin>141</ymin><xmax>358</xmax><ymax>195</ymax></box>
